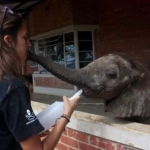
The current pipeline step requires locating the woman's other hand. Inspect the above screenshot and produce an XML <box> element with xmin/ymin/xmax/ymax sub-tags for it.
<box><xmin>39</xmin><ymin>130</ymin><xmax>50</xmax><ymax>138</ymax></box>
<box><xmin>63</xmin><ymin>96</ymin><xmax>80</xmax><ymax>118</ymax></box>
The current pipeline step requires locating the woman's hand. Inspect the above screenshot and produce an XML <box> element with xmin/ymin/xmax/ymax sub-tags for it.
<box><xmin>39</xmin><ymin>130</ymin><xmax>50</xmax><ymax>138</ymax></box>
<box><xmin>63</xmin><ymin>95</ymin><xmax>80</xmax><ymax>118</ymax></box>
<box><xmin>20</xmin><ymin>96</ymin><xmax>80</xmax><ymax>150</ymax></box>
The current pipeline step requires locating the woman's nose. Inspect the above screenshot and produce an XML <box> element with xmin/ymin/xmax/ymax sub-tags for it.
<box><xmin>28</xmin><ymin>40</ymin><xmax>32</xmax><ymax>47</ymax></box>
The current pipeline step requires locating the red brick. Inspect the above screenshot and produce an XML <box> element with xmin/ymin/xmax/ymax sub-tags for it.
<box><xmin>79</xmin><ymin>142</ymin><xmax>101</xmax><ymax>150</ymax></box>
<box><xmin>55</xmin><ymin>142</ymin><xmax>68</xmax><ymax>150</ymax></box>
<box><xmin>68</xmin><ymin>147</ymin><xmax>77</xmax><ymax>150</ymax></box>
<box><xmin>90</xmin><ymin>136</ymin><xmax>115</xmax><ymax>150</ymax></box>
<box><xmin>68</xmin><ymin>128</ymin><xmax>89</xmax><ymax>143</ymax></box>
<box><xmin>95</xmin><ymin>0</ymin><xmax>150</xmax><ymax>63</ymax></box>
<box><xmin>60</xmin><ymin>135</ymin><xmax>78</xmax><ymax>149</ymax></box>
<box><xmin>107</xmin><ymin>142</ymin><xmax>115</xmax><ymax>150</ymax></box>
<box><xmin>34</xmin><ymin>77</ymin><xmax>74</xmax><ymax>89</ymax></box>
<box><xmin>27</xmin><ymin>0</ymin><xmax>73</xmax><ymax>36</ymax></box>
<box><xmin>117</xmin><ymin>144</ymin><xmax>137</xmax><ymax>150</ymax></box>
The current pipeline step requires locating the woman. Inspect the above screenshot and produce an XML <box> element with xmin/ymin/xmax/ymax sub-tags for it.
<box><xmin>0</xmin><ymin>6</ymin><xmax>80</xmax><ymax>150</ymax></box>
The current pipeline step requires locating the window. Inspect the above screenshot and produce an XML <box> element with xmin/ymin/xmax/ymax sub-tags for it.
<box><xmin>34</xmin><ymin>28</ymin><xmax>95</xmax><ymax>73</ymax></box>
<box><xmin>65</xmin><ymin>32</ymin><xmax>75</xmax><ymax>69</ymax></box>
<box><xmin>45</xmin><ymin>34</ymin><xmax>63</xmax><ymax>63</ymax></box>
<box><xmin>78</xmin><ymin>31</ymin><xmax>93</xmax><ymax>68</ymax></box>
<box><xmin>37</xmin><ymin>32</ymin><xmax>75</xmax><ymax>69</ymax></box>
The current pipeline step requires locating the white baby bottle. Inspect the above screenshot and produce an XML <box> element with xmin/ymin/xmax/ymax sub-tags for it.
<box><xmin>36</xmin><ymin>89</ymin><xmax>83</xmax><ymax>131</ymax></box>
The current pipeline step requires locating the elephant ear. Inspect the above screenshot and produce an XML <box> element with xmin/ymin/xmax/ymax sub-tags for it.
<box><xmin>106</xmin><ymin>68</ymin><xmax>150</xmax><ymax>118</ymax></box>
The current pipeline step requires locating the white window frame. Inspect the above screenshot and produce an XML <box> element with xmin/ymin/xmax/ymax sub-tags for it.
<box><xmin>30</xmin><ymin>25</ymin><xmax>99</xmax><ymax>71</ymax></box>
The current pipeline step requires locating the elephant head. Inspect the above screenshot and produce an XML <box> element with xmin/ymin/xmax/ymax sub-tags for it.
<box><xmin>27</xmin><ymin>51</ymin><xmax>150</xmax><ymax>122</ymax></box>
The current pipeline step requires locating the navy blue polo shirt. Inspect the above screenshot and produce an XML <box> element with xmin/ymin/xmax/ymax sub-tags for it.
<box><xmin>0</xmin><ymin>74</ymin><xmax>44</xmax><ymax>150</ymax></box>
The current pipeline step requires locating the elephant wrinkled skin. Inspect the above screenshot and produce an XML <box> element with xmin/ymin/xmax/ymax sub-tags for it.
<box><xmin>27</xmin><ymin>51</ymin><xmax>150</xmax><ymax>124</ymax></box>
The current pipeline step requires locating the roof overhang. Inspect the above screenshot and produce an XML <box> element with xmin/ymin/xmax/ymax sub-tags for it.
<box><xmin>0</xmin><ymin>0</ymin><xmax>43</xmax><ymax>18</ymax></box>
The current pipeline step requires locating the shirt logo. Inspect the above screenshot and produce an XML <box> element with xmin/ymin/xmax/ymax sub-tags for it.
<box><xmin>25</xmin><ymin>109</ymin><xmax>37</xmax><ymax>125</ymax></box>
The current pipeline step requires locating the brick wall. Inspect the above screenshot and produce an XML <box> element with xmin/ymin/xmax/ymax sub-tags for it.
<box><xmin>25</xmin><ymin>0</ymin><xmax>150</xmax><ymax>74</ymax></box>
<box><xmin>33</xmin><ymin>102</ymin><xmax>149</xmax><ymax>150</ymax></box>
<box><xmin>34</xmin><ymin>76</ymin><xmax>74</xmax><ymax>89</ymax></box>
<box><xmin>24</xmin><ymin>0</ymin><xmax>150</xmax><ymax>74</ymax></box>
<box><xmin>54</xmin><ymin>128</ymin><xmax>138</xmax><ymax>150</ymax></box>
<box><xmin>72</xmin><ymin>0</ymin><xmax>98</xmax><ymax>25</ymax></box>
<box><xmin>27</xmin><ymin>0</ymin><xmax>74</xmax><ymax>36</ymax></box>
<box><xmin>95</xmin><ymin>0</ymin><xmax>150</xmax><ymax>63</ymax></box>
<box><xmin>25</xmin><ymin>0</ymin><xmax>98</xmax><ymax>75</ymax></box>
<box><xmin>41</xmin><ymin>128</ymin><xmax>137</xmax><ymax>150</ymax></box>
<box><xmin>27</xmin><ymin>0</ymin><xmax>98</xmax><ymax>36</ymax></box>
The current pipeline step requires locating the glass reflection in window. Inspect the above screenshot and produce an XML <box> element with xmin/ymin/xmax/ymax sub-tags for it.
<box><xmin>79</xmin><ymin>62</ymin><xmax>90</xmax><ymax>68</ymax></box>
<box><xmin>65</xmin><ymin>42</ymin><xmax>74</xmax><ymax>53</ymax></box>
<box><xmin>79</xmin><ymin>52</ymin><xmax>93</xmax><ymax>61</ymax></box>
<box><xmin>79</xmin><ymin>41</ymin><xmax>93</xmax><ymax>51</ymax></box>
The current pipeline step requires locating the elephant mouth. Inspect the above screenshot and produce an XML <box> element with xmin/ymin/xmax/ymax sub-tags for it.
<box><xmin>82</xmin><ymin>89</ymin><xmax>100</xmax><ymax>98</ymax></box>
<box><xmin>81</xmin><ymin>86</ymin><xmax>104</xmax><ymax>98</ymax></box>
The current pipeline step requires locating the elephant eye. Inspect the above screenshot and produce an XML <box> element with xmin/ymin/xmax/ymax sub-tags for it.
<box><xmin>106</xmin><ymin>71</ymin><xmax>117</xmax><ymax>79</ymax></box>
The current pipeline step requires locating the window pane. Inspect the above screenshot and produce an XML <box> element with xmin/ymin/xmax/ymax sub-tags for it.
<box><xmin>65</xmin><ymin>32</ymin><xmax>74</xmax><ymax>42</ymax></box>
<box><xmin>79</xmin><ymin>41</ymin><xmax>92</xmax><ymax>51</ymax></box>
<box><xmin>66</xmin><ymin>53</ymin><xmax>75</xmax><ymax>62</ymax></box>
<box><xmin>57</xmin><ymin>42</ymin><xmax>64</xmax><ymax>59</ymax></box>
<box><xmin>38</xmin><ymin>48</ymin><xmax>45</xmax><ymax>56</ymax></box>
<box><xmin>48</xmin><ymin>55</ymin><xmax>64</xmax><ymax>65</ymax></box>
<box><xmin>79</xmin><ymin>62</ymin><xmax>90</xmax><ymax>68</ymax></box>
<box><xmin>65</xmin><ymin>42</ymin><xmax>74</xmax><ymax>53</ymax></box>
<box><xmin>47</xmin><ymin>55</ymin><xmax>57</xmax><ymax>61</ymax></box>
<box><xmin>46</xmin><ymin>46</ymin><xmax>57</xmax><ymax>56</ymax></box>
<box><xmin>79</xmin><ymin>52</ymin><xmax>93</xmax><ymax>61</ymax></box>
<box><xmin>67</xmin><ymin>63</ymin><xmax>75</xmax><ymax>69</ymax></box>
<box><xmin>46</xmin><ymin>41</ymin><xmax>58</xmax><ymax>47</ymax></box>
<box><xmin>58</xmin><ymin>60</ymin><xmax>65</xmax><ymax>66</ymax></box>
<box><xmin>37</xmin><ymin>32</ymin><xmax>76</xmax><ymax>71</ymax></box>
<box><xmin>45</xmin><ymin>35</ymin><xmax>61</xmax><ymax>42</ymax></box>
<box><xmin>45</xmin><ymin>35</ymin><xmax>63</xmax><ymax>47</ymax></box>
<box><xmin>38</xmin><ymin>39</ymin><xmax>45</xmax><ymax>48</ymax></box>
<box><xmin>78</xmin><ymin>31</ymin><xmax>92</xmax><ymax>40</ymax></box>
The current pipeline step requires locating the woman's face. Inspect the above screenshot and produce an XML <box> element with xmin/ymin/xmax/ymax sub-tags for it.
<box><xmin>15</xmin><ymin>24</ymin><xmax>31</xmax><ymax>62</ymax></box>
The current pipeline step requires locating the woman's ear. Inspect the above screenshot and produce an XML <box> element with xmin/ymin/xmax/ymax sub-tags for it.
<box><xmin>3</xmin><ymin>35</ymin><xmax>12</xmax><ymax>46</ymax></box>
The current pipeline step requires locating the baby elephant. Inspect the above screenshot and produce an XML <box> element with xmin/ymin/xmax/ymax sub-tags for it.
<box><xmin>28</xmin><ymin>52</ymin><xmax>150</xmax><ymax>124</ymax></box>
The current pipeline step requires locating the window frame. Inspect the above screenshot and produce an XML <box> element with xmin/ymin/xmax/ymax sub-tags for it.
<box><xmin>30</xmin><ymin>25</ymin><xmax>98</xmax><ymax>72</ymax></box>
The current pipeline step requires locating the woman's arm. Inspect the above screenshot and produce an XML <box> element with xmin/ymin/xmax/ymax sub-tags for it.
<box><xmin>20</xmin><ymin>95</ymin><xmax>80</xmax><ymax>150</ymax></box>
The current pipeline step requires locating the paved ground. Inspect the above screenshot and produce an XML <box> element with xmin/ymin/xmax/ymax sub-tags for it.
<box><xmin>31</xmin><ymin>92</ymin><xmax>108</xmax><ymax>116</ymax></box>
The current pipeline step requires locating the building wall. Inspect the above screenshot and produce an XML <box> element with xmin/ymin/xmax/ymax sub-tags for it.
<box><xmin>34</xmin><ymin>76</ymin><xmax>74</xmax><ymax>89</ymax></box>
<box><xmin>95</xmin><ymin>0</ymin><xmax>150</xmax><ymax>63</ymax></box>
<box><xmin>72</xmin><ymin>0</ymin><xmax>98</xmax><ymax>25</ymax></box>
<box><xmin>26</xmin><ymin>0</ymin><xmax>150</xmax><ymax>72</ymax></box>
<box><xmin>32</xmin><ymin>101</ymin><xmax>146</xmax><ymax>150</ymax></box>
<box><xmin>27</xmin><ymin>1</ymin><xmax>150</xmax><ymax>149</ymax></box>
<box><xmin>27</xmin><ymin>0</ymin><xmax>73</xmax><ymax>36</ymax></box>
<box><xmin>26</xmin><ymin>0</ymin><xmax>98</xmax><ymax>37</ymax></box>
<box><xmin>25</xmin><ymin>0</ymin><xmax>98</xmax><ymax>75</ymax></box>
<box><xmin>54</xmin><ymin>128</ymin><xmax>137</xmax><ymax>150</ymax></box>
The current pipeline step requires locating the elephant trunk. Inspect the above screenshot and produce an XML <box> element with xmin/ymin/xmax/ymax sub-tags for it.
<box><xmin>27</xmin><ymin>51</ymin><xmax>86</xmax><ymax>87</ymax></box>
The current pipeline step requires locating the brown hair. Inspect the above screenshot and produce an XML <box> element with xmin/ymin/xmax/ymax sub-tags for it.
<box><xmin>0</xmin><ymin>6</ymin><xmax>24</xmax><ymax>80</ymax></box>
